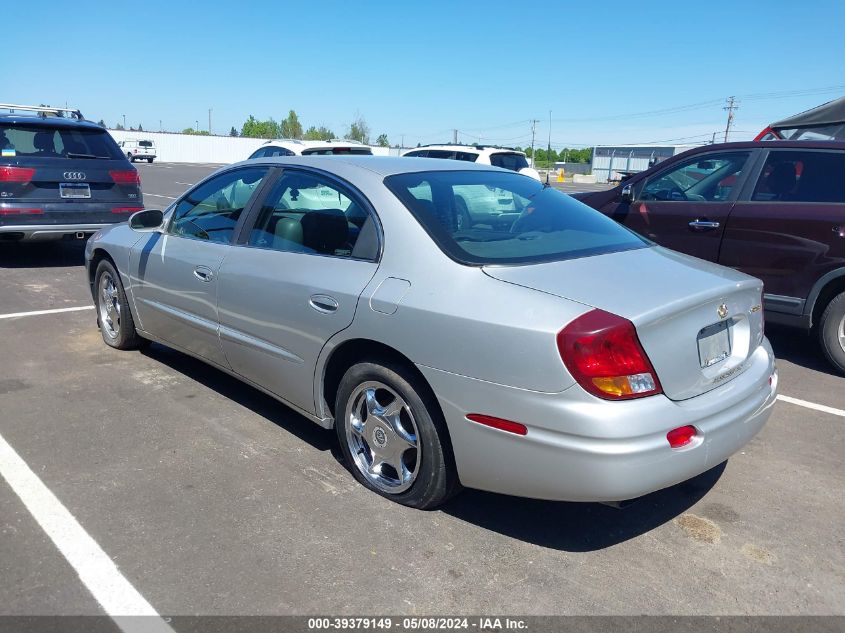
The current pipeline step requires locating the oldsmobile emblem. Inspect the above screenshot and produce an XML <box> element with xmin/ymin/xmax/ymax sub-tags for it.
<box><xmin>372</xmin><ymin>427</ymin><xmax>388</xmax><ymax>448</ymax></box>
<box><xmin>717</xmin><ymin>303</ymin><xmax>728</xmax><ymax>319</ymax></box>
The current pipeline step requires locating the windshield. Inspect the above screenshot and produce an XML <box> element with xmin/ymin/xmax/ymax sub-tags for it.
<box><xmin>0</xmin><ymin>123</ymin><xmax>124</xmax><ymax>159</ymax></box>
<box><xmin>385</xmin><ymin>170</ymin><xmax>648</xmax><ymax>265</ymax></box>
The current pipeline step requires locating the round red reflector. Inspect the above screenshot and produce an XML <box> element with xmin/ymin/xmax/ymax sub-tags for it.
<box><xmin>667</xmin><ymin>425</ymin><xmax>697</xmax><ymax>448</ymax></box>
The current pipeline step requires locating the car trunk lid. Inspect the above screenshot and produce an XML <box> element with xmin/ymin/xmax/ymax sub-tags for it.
<box><xmin>482</xmin><ymin>246</ymin><xmax>765</xmax><ymax>401</ymax></box>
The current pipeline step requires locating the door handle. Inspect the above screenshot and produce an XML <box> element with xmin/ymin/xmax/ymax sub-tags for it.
<box><xmin>688</xmin><ymin>219</ymin><xmax>720</xmax><ymax>231</ymax></box>
<box><xmin>309</xmin><ymin>294</ymin><xmax>339</xmax><ymax>313</ymax></box>
<box><xmin>193</xmin><ymin>266</ymin><xmax>214</xmax><ymax>282</ymax></box>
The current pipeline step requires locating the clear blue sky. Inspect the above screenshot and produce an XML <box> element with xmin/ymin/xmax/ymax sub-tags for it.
<box><xmin>2</xmin><ymin>0</ymin><xmax>844</xmax><ymax>148</ymax></box>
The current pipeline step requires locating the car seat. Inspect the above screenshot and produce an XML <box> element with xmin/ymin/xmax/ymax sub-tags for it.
<box><xmin>765</xmin><ymin>162</ymin><xmax>797</xmax><ymax>200</ymax></box>
<box><xmin>301</xmin><ymin>209</ymin><xmax>349</xmax><ymax>254</ymax></box>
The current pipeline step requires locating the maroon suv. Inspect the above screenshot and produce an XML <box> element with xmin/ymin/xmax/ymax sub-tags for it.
<box><xmin>575</xmin><ymin>140</ymin><xmax>845</xmax><ymax>373</ymax></box>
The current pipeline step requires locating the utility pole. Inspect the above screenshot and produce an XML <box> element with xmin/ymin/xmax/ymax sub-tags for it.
<box><xmin>195</xmin><ymin>120</ymin><xmax>199</xmax><ymax>133</ymax></box>
<box><xmin>724</xmin><ymin>96</ymin><xmax>738</xmax><ymax>142</ymax></box>
<box><xmin>122</xmin><ymin>114</ymin><xmax>126</xmax><ymax>129</ymax></box>
<box><xmin>159</xmin><ymin>120</ymin><xmax>163</xmax><ymax>132</ymax></box>
<box><xmin>208</xmin><ymin>108</ymin><xmax>212</xmax><ymax>135</ymax></box>
<box><xmin>529</xmin><ymin>119</ymin><xmax>539</xmax><ymax>169</ymax></box>
<box><xmin>711</xmin><ymin>131</ymin><xmax>717</xmax><ymax>144</ymax></box>
<box><xmin>400</xmin><ymin>134</ymin><xmax>404</xmax><ymax>151</ymax></box>
<box><xmin>453</xmin><ymin>129</ymin><xmax>458</xmax><ymax>144</ymax></box>
<box><xmin>546</xmin><ymin>110</ymin><xmax>552</xmax><ymax>184</ymax></box>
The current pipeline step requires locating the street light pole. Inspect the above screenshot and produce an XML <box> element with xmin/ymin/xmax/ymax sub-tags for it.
<box><xmin>546</xmin><ymin>110</ymin><xmax>552</xmax><ymax>185</ymax></box>
<box><xmin>122</xmin><ymin>114</ymin><xmax>126</xmax><ymax>129</ymax></box>
<box><xmin>208</xmin><ymin>108</ymin><xmax>212</xmax><ymax>135</ymax></box>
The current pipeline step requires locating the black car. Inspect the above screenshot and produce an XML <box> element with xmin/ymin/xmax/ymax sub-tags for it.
<box><xmin>0</xmin><ymin>104</ymin><xmax>143</xmax><ymax>243</ymax></box>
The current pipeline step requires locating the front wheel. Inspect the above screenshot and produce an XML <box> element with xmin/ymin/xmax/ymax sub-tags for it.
<box><xmin>335</xmin><ymin>359</ymin><xmax>459</xmax><ymax>509</ymax></box>
<box><xmin>95</xmin><ymin>259</ymin><xmax>145</xmax><ymax>350</ymax></box>
<box><xmin>819</xmin><ymin>291</ymin><xmax>845</xmax><ymax>374</ymax></box>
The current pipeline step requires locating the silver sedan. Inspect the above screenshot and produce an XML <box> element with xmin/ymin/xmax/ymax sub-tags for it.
<box><xmin>84</xmin><ymin>157</ymin><xmax>777</xmax><ymax>509</ymax></box>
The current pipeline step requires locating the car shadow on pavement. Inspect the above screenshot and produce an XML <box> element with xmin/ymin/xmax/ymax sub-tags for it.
<box><xmin>766</xmin><ymin>324</ymin><xmax>835</xmax><ymax>375</ymax></box>
<box><xmin>140</xmin><ymin>342</ymin><xmax>337</xmax><ymax>453</ymax></box>
<box><xmin>0</xmin><ymin>241</ymin><xmax>87</xmax><ymax>268</ymax></box>
<box><xmin>441</xmin><ymin>461</ymin><xmax>726</xmax><ymax>552</ymax></box>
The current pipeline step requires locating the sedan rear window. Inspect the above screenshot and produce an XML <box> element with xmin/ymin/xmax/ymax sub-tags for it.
<box><xmin>385</xmin><ymin>170</ymin><xmax>648</xmax><ymax>265</ymax></box>
<box><xmin>0</xmin><ymin>124</ymin><xmax>123</xmax><ymax>160</ymax></box>
<box><xmin>489</xmin><ymin>152</ymin><xmax>529</xmax><ymax>171</ymax></box>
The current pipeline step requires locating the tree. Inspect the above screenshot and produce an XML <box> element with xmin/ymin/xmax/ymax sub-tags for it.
<box><xmin>229</xmin><ymin>126</ymin><xmax>238</xmax><ymax>137</ymax></box>
<box><xmin>182</xmin><ymin>128</ymin><xmax>210</xmax><ymax>136</ymax></box>
<box><xmin>303</xmin><ymin>125</ymin><xmax>334</xmax><ymax>141</ymax></box>
<box><xmin>138</xmin><ymin>124</ymin><xmax>143</xmax><ymax>132</ymax></box>
<box><xmin>346</xmin><ymin>113</ymin><xmax>370</xmax><ymax>144</ymax></box>
<box><xmin>375</xmin><ymin>133</ymin><xmax>389</xmax><ymax>147</ymax></box>
<box><xmin>240</xmin><ymin>115</ymin><xmax>280</xmax><ymax>139</ymax></box>
<box><xmin>281</xmin><ymin>110</ymin><xmax>303</xmax><ymax>139</ymax></box>
<box><xmin>115</xmin><ymin>123</ymin><xmax>125</xmax><ymax>131</ymax></box>
<box><xmin>97</xmin><ymin>119</ymin><xmax>106</xmax><ymax>127</ymax></box>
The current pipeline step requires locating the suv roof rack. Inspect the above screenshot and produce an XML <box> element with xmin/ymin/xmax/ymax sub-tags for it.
<box><xmin>0</xmin><ymin>103</ymin><xmax>85</xmax><ymax>121</ymax></box>
<box><xmin>415</xmin><ymin>142</ymin><xmax>519</xmax><ymax>152</ymax></box>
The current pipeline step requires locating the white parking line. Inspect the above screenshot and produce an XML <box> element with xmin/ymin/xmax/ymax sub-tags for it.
<box><xmin>174</xmin><ymin>182</ymin><xmax>194</xmax><ymax>186</ymax></box>
<box><xmin>778</xmin><ymin>394</ymin><xmax>845</xmax><ymax>418</ymax></box>
<box><xmin>0</xmin><ymin>432</ymin><xmax>174</xmax><ymax>632</ymax></box>
<box><xmin>145</xmin><ymin>193</ymin><xmax>177</xmax><ymax>200</ymax></box>
<box><xmin>0</xmin><ymin>306</ymin><xmax>94</xmax><ymax>320</ymax></box>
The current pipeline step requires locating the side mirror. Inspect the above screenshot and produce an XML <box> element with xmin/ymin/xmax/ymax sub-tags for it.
<box><xmin>129</xmin><ymin>209</ymin><xmax>164</xmax><ymax>232</ymax></box>
<box><xmin>620</xmin><ymin>184</ymin><xmax>634</xmax><ymax>203</ymax></box>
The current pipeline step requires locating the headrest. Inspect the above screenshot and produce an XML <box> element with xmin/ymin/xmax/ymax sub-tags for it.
<box><xmin>33</xmin><ymin>131</ymin><xmax>55</xmax><ymax>152</ymax></box>
<box><xmin>301</xmin><ymin>209</ymin><xmax>348</xmax><ymax>254</ymax></box>
<box><xmin>766</xmin><ymin>162</ymin><xmax>797</xmax><ymax>195</ymax></box>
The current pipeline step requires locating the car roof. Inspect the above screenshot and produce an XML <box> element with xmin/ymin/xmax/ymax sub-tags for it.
<box><xmin>0</xmin><ymin>114</ymin><xmax>105</xmax><ymax>131</ymax></box>
<box><xmin>680</xmin><ymin>139</ymin><xmax>845</xmax><ymax>154</ymax></box>
<box><xmin>233</xmin><ymin>155</ymin><xmax>510</xmax><ymax>177</ymax></box>
<box><xmin>260</xmin><ymin>139</ymin><xmax>368</xmax><ymax>149</ymax></box>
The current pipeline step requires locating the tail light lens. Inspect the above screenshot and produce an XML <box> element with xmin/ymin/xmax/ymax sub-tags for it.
<box><xmin>0</xmin><ymin>208</ymin><xmax>42</xmax><ymax>215</ymax></box>
<box><xmin>557</xmin><ymin>309</ymin><xmax>662</xmax><ymax>400</ymax></box>
<box><xmin>0</xmin><ymin>166</ymin><xmax>36</xmax><ymax>182</ymax></box>
<box><xmin>109</xmin><ymin>170</ymin><xmax>140</xmax><ymax>186</ymax></box>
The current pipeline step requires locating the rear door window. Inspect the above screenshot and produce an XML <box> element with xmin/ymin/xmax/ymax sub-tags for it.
<box><xmin>752</xmin><ymin>150</ymin><xmax>845</xmax><ymax>203</ymax></box>
<box><xmin>0</xmin><ymin>124</ymin><xmax>123</xmax><ymax>159</ymax></box>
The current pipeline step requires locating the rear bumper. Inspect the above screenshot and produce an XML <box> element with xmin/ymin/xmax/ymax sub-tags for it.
<box><xmin>417</xmin><ymin>339</ymin><xmax>776</xmax><ymax>502</ymax></box>
<box><xmin>0</xmin><ymin>223</ymin><xmax>116</xmax><ymax>242</ymax></box>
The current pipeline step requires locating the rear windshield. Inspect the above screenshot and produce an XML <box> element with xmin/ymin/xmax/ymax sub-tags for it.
<box><xmin>302</xmin><ymin>147</ymin><xmax>372</xmax><ymax>155</ymax></box>
<box><xmin>490</xmin><ymin>152</ymin><xmax>529</xmax><ymax>171</ymax></box>
<box><xmin>138</xmin><ymin>140</ymin><xmax>154</xmax><ymax>147</ymax></box>
<box><xmin>0</xmin><ymin>124</ymin><xmax>123</xmax><ymax>160</ymax></box>
<box><xmin>385</xmin><ymin>170</ymin><xmax>648</xmax><ymax>265</ymax></box>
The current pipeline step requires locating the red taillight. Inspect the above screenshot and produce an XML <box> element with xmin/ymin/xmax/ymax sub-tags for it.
<box><xmin>0</xmin><ymin>208</ymin><xmax>42</xmax><ymax>215</ymax></box>
<box><xmin>557</xmin><ymin>309</ymin><xmax>662</xmax><ymax>400</ymax></box>
<box><xmin>667</xmin><ymin>425</ymin><xmax>697</xmax><ymax>448</ymax></box>
<box><xmin>0</xmin><ymin>166</ymin><xmax>35</xmax><ymax>183</ymax></box>
<box><xmin>111</xmin><ymin>206</ymin><xmax>144</xmax><ymax>214</ymax></box>
<box><xmin>109</xmin><ymin>169</ymin><xmax>140</xmax><ymax>186</ymax></box>
<box><xmin>466</xmin><ymin>414</ymin><xmax>527</xmax><ymax>436</ymax></box>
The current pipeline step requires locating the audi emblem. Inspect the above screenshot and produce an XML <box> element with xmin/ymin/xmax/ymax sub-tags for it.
<box><xmin>63</xmin><ymin>171</ymin><xmax>87</xmax><ymax>181</ymax></box>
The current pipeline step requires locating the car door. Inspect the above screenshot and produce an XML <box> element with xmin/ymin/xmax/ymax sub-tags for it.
<box><xmin>620</xmin><ymin>150</ymin><xmax>753</xmax><ymax>262</ymax></box>
<box><xmin>216</xmin><ymin>168</ymin><xmax>380</xmax><ymax>414</ymax></box>
<box><xmin>129</xmin><ymin>166</ymin><xmax>270</xmax><ymax>366</ymax></box>
<box><xmin>720</xmin><ymin>148</ymin><xmax>845</xmax><ymax>312</ymax></box>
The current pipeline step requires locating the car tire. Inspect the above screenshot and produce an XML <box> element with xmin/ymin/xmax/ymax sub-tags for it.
<box><xmin>147</xmin><ymin>158</ymin><xmax>154</xmax><ymax>163</ymax></box>
<box><xmin>95</xmin><ymin>259</ymin><xmax>145</xmax><ymax>350</ymax></box>
<box><xmin>819</xmin><ymin>291</ymin><xmax>845</xmax><ymax>374</ymax></box>
<box><xmin>335</xmin><ymin>359</ymin><xmax>459</xmax><ymax>509</ymax></box>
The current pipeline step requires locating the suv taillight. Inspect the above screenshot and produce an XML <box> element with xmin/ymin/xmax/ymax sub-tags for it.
<box><xmin>557</xmin><ymin>309</ymin><xmax>662</xmax><ymax>400</ymax></box>
<box><xmin>0</xmin><ymin>166</ymin><xmax>35</xmax><ymax>183</ymax></box>
<box><xmin>109</xmin><ymin>169</ymin><xmax>140</xmax><ymax>186</ymax></box>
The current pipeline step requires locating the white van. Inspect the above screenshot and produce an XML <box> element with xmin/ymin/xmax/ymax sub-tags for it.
<box><xmin>118</xmin><ymin>139</ymin><xmax>156</xmax><ymax>163</ymax></box>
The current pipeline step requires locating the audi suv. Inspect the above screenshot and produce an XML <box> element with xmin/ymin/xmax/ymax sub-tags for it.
<box><xmin>0</xmin><ymin>104</ymin><xmax>143</xmax><ymax>243</ymax></box>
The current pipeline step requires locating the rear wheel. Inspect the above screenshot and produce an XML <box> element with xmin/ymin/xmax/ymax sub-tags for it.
<box><xmin>147</xmin><ymin>157</ymin><xmax>154</xmax><ymax>163</ymax></box>
<box><xmin>335</xmin><ymin>359</ymin><xmax>459</xmax><ymax>509</ymax></box>
<box><xmin>95</xmin><ymin>259</ymin><xmax>145</xmax><ymax>350</ymax></box>
<box><xmin>819</xmin><ymin>291</ymin><xmax>845</xmax><ymax>374</ymax></box>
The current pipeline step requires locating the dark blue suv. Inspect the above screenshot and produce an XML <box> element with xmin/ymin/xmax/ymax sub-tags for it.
<box><xmin>0</xmin><ymin>105</ymin><xmax>143</xmax><ymax>243</ymax></box>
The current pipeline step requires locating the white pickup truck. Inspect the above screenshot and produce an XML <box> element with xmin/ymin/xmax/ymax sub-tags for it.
<box><xmin>118</xmin><ymin>139</ymin><xmax>156</xmax><ymax>163</ymax></box>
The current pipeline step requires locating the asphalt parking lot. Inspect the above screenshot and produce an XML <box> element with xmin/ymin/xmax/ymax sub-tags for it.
<box><xmin>1</xmin><ymin>162</ymin><xmax>844</xmax><ymax>619</ymax></box>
